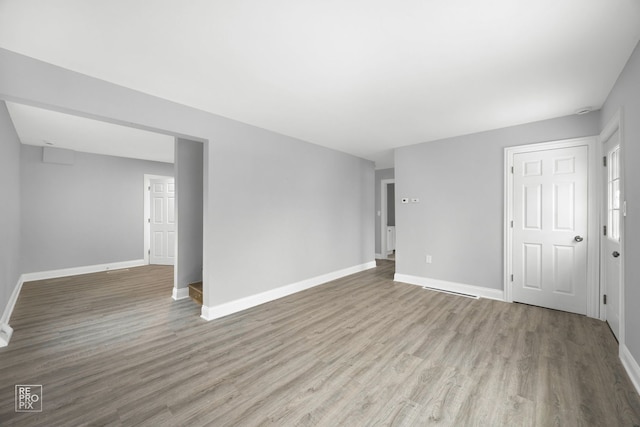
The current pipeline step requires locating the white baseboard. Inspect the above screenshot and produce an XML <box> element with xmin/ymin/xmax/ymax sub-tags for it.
<box><xmin>172</xmin><ymin>287</ymin><xmax>190</xmax><ymax>301</ymax></box>
<box><xmin>0</xmin><ymin>275</ymin><xmax>23</xmax><ymax>348</ymax></box>
<box><xmin>1</xmin><ymin>276</ymin><xmax>23</xmax><ymax>325</ymax></box>
<box><xmin>21</xmin><ymin>259</ymin><xmax>147</xmax><ymax>282</ymax></box>
<box><xmin>621</xmin><ymin>344</ymin><xmax>640</xmax><ymax>396</ymax></box>
<box><xmin>201</xmin><ymin>261</ymin><xmax>377</xmax><ymax>321</ymax></box>
<box><xmin>0</xmin><ymin>322</ymin><xmax>14</xmax><ymax>347</ymax></box>
<box><xmin>375</xmin><ymin>253</ymin><xmax>384</xmax><ymax>259</ymax></box>
<box><xmin>393</xmin><ymin>273</ymin><xmax>505</xmax><ymax>301</ymax></box>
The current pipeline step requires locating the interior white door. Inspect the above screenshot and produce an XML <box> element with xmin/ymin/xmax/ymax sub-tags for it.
<box><xmin>512</xmin><ymin>146</ymin><xmax>588</xmax><ymax>314</ymax></box>
<box><xmin>387</xmin><ymin>226</ymin><xmax>396</xmax><ymax>251</ymax></box>
<box><xmin>602</xmin><ymin>130</ymin><xmax>622</xmax><ymax>339</ymax></box>
<box><xmin>149</xmin><ymin>178</ymin><xmax>175</xmax><ymax>265</ymax></box>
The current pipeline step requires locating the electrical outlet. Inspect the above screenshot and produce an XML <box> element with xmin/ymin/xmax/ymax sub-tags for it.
<box><xmin>426</xmin><ymin>255</ymin><xmax>432</xmax><ymax>264</ymax></box>
<box><xmin>401</xmin><ymin>198</ymin><xmax>409</xmax><ymax>204</ymax></box>
<box><xmin>411</xmin><ymin>198</ymin><xmax>420</xmax><ymax>203</ymax></box>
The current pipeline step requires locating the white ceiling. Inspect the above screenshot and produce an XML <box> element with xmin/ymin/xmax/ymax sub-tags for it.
<box><xmin>6</xmin><ymin>102</ymin><xmax>175</xmax><ymax>163</ymax></box>
<box><xmin>1</xmin><ymin>0</ymin><xmax>639</xmax><ymax>168</ymax></box>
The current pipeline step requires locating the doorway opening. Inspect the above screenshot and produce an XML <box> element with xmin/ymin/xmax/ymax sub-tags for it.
<box><xmin>380</xmin><ymin>178</ymin><xmax>396</xmax><ymax>261</ymax></box>
<box><xmin>4</xmin><ymin>100</ymin><xmax>207</xmax><ymax>312</ymax></box>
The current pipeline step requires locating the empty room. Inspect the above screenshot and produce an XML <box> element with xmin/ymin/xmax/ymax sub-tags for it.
<box><xmin>1</xmin><ymin>1</ymin><xmax>640</xmax><ymax>425</ymax></box>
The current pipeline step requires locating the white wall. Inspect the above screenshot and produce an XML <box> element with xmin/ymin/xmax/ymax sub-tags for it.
<box><xmin>394</xmin><ymin>113</ymin><xmax>600</xmax><ymax>291</ymax></box>
<box><xmin>600</xmin><ymin>41</ymin><xmax>640</xmax><ymax>368</ymax></box>
<box><xmin>0</xmin><ymin>48</ymin><xmax>375</xmax><ymax>316</ymax></box>
<box><xmin>20</xmin><ymin>145</ymin><xmax>174</xmax><ymax>273</ymax></box>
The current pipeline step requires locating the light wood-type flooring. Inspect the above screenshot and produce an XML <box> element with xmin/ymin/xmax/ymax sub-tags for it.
<box><xmin>1</xmin><ymin>260</ymin><xmax>640</xmax><ymax>426</ymax></box>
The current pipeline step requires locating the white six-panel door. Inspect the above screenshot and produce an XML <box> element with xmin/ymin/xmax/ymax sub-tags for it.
<box><xmin>149</xmin><ymin>178</ymin><xmax>176</xmax><ymax>265</ymax></box>
<box><xmin>512</xmin><ymin>146</ymin><xmax>589</xmax><ymax>315</ymax></box>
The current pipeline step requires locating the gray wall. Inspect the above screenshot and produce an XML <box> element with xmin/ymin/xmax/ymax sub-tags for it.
<box><xmin>374</xmin><ymin>168</ymin><xmax>395</xmax><ymax>255</ymax></box>
<box><xmin>600</xmin><ymin>41</ymin><xmax>640</xmax><ymax>363</ymax></box>
<box><xmin>206</xmin><ymin>132</ymin><xmax>374</xmax><ymax>304</ymax></box>
<box><xmin>20</xmin><ymin>145</ymin><xmax>174</xmax><ymax>273</ymax></box>
<box><xmin>0</xmin><ymin>48</ymin><xmax>375</xmax><ymax>309</ymax></box>
<box><xmin>0</xmin><ymin>101</ymin><xmax>22</xmax><ymax>321</ymax></box>
<box><xmin>175</xmin><ymin>138</ymin><xmax>203</xmax><ymax>290</ymax></box>
<box><xmin>395</xmin><ymin>113</ymin><xmax>600</xmax><ymax>289</ymax></box>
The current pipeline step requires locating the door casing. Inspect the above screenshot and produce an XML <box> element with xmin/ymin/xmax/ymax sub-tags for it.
<box><xmin>600</xmin><ymin>109</ymin><xmax>625</xmax><ymax>346</ymax></box>
<box><xmin>504</xmin><ymin>136</ymin><xmax>600</xmax><ymax>318</ymax></box>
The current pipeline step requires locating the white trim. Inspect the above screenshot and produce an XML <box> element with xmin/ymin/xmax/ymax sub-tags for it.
<box><xmin>601</xmin><ymin>109</ymin><xmax>622</xmax><ymax>142</ymax></box>
<box><xmin>394</xmin><ymin>273</ymin><xmax>505</xmax><ymax>301</ymax></box>
<box><xmin>380</xmin><ymin>179</ymin><xmax>395</xmax><ymax>259</ymax></box>
<box><xmin>143</xmin><ymin>173</ymin><xmax>174</xmax><ymax>265</ymax></box>
<box><xmin>20</xmin><ymin>259</ymin><xmax>146</xmax><ymax>282</ymax></box>
<box><xmin>0</xmin><ymin>323</ymin><xmax>13</xmax><ymax>347</ymax></box>
<box><xmin>621</xmin><ymin>344</ymin><xmax>640</xmax><ymax>396</ymax></box>
<box><xmin>0</xmin><ymin>276</ymin><xmax>23</xmax><ymax>326</ymax></box>
<box><xmin>586</xmin><ymin>136</ymin><xmax>601</xmax><ymax>318</ymax></box>
<box><xmin>504</xmin><ymin>136</ymin><xmax>599</xmax><ymax>318</ymax></box>
<box><xmin>201</xmin><ymin>261</ymin><xmax>377</xmax><ymax>321</ymax></box>
<box><xmin>599</xmin><ymin>109</ymin><xmax>626</xmax><ymax>346</ymax></box>
<box><xmin>0</xmin><ymin>275</ymin><xmax>23</xmax><ymax>347</ymax></box>
<box><xmin>172</xmin><ymin>287</ymin><xmax>190</xmax><ymax>301</ymax></box>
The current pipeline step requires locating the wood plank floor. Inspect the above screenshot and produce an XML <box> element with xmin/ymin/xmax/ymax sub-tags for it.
<box><xmin>1</xmin><ymin>260</ymin><xmax>640</xmax><ymax>426</ymax></box>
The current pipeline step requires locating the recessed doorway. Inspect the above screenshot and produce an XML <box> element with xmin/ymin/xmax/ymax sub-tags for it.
<box><xmin>380</xmin><ymin>178</ymin><xmax>396</xmax><ymax>260</ymax></box>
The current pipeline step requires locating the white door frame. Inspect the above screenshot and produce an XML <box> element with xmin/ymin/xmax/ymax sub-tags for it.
<box><xmin>380</xmin><ymin>179</ymin><xmax>395</xmax><ymax>259</ymax></box>
<box><xmin>144</xmin><ymin>174</ymin><xmax>175</xmax><ymax>264</ymax></box>
<box><xmin>599</xmin><ymin>109</ymin><xmax>625</xmax><ymax>345</ymax></box>
<box><xmin>504</xmin><ymin>136</ymin><xmax>600</xmax><ymax>318</ymax></box>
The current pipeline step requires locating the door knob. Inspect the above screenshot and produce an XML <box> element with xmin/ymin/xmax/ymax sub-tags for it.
<box><xmin>613</xmin><ymin>251</ymin><xmax>620</xmax><ymax>258</ymax></box>
<box><xmin>574</xmin><ymin>236</ymin><xmax>584</xmax><ymax>242</ymax></box>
